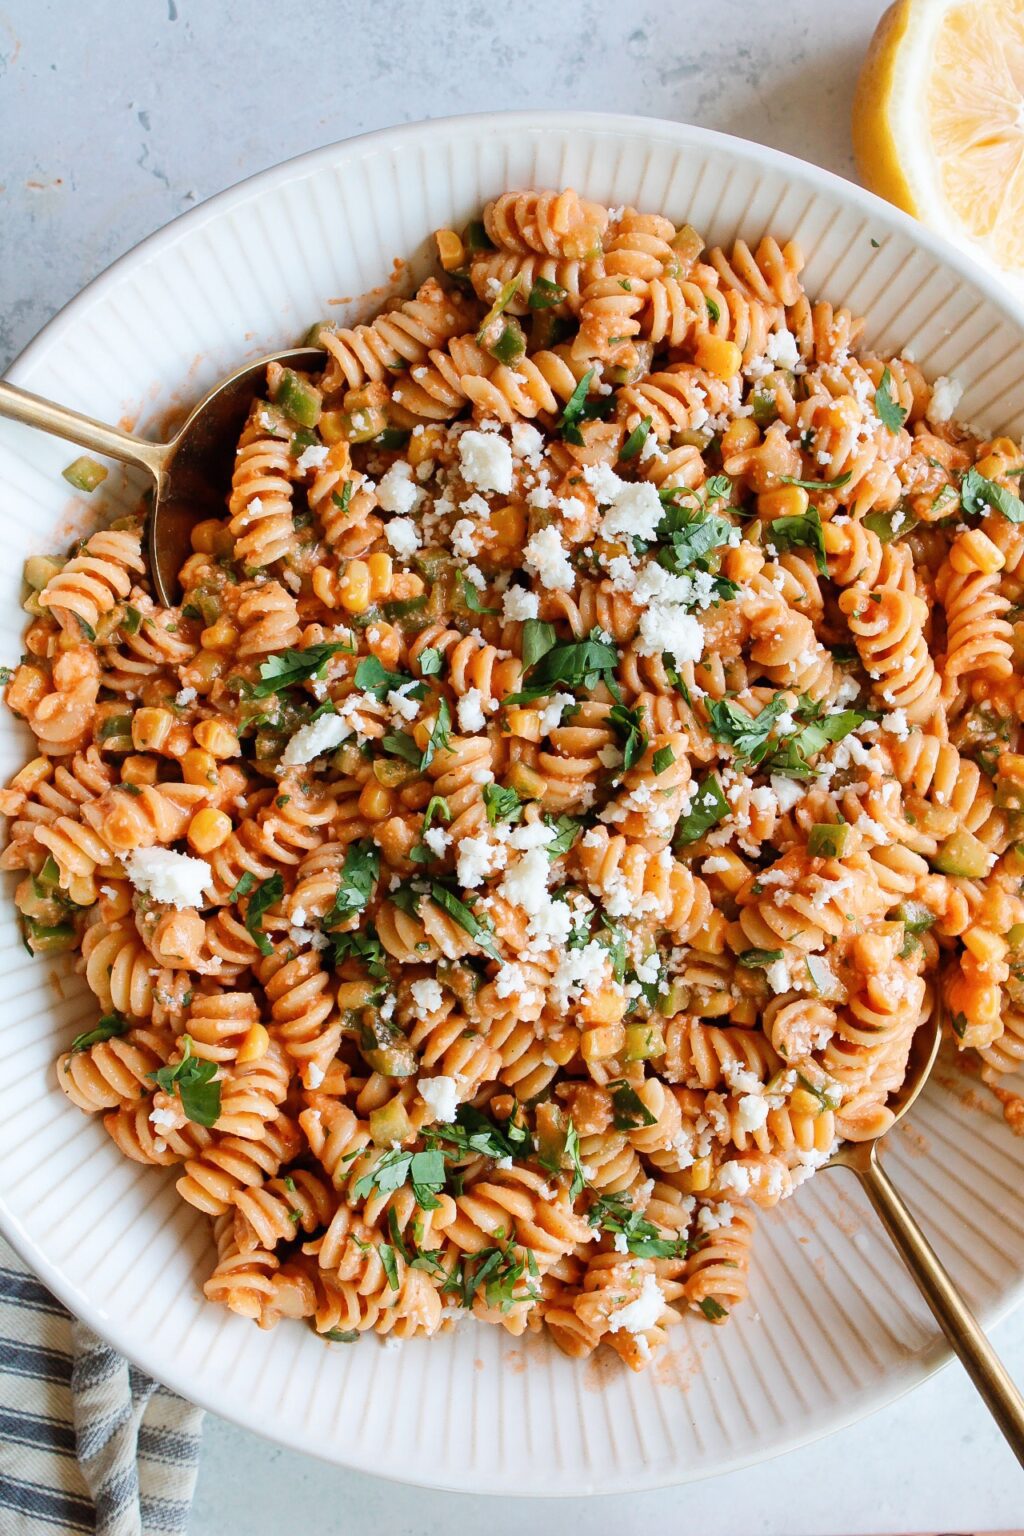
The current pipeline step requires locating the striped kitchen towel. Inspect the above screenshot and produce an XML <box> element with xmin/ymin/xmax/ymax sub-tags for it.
<box><xmin>0</xmin><ymin>1233</ymin><xmax>204</xmax><ymax>1535</ymax></box>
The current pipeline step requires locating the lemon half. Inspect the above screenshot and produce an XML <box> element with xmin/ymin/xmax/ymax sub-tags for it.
<box><xmin>854</xmin><ymin>0</ymin><xmax>1024</xmax><ymax>271</ymax></box>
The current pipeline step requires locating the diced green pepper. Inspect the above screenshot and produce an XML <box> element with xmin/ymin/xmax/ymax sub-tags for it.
<box><xmin>369</xmin><ymin>1099</ymin><xmax>413</xmax><ymax>1146</ymax></box>
<box><xmin>272</xmin><ymin>368</ymin><xmax>322</xmax><ymax>428</ymax></box>
<box><xmin>624</xmin><ymin>1022</ymin><xmax>666</xmax><ymax>1061</ymax></box>
<box><xmin>23</xmin><ymin>555</ymin><xmax>62</xmax><ymax>592</ymax></box>
<box><xmin>98</xmin><ymin>714</ymin><xmax>132</xmax><ymax>747</ymax></box>
<box><xmin>485</xmin><ymin>317</ymin><xmax>526</xmax><ymax>366</ymax></box>
<box><xmin>808</xmin><ymin>823</ymin><xmax>851</xmax><ymax>858</ymax></box>
<box><xmin>23</xmin><ymin>918</ymin><xmax>77</xmax><ymax>954</ymax></box>
<box><xmin>61</xmin><ymin>456</ymin><xmax>108</xmax><ymax>493</ymax></box>
<box><xmin>931</xmin><ymin>827</ymin><xmax>991</xmax><ymax>878</ymax></box>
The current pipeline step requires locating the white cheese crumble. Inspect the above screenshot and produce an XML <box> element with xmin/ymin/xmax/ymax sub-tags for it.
<box><xmin>459</xmin><ymin>429</ymin><xmax>514</xmax><ymax>494</ymax></box>
<box><xmin>524</xmin><ymin>525</ymin><xmax>575</xmax><ymax>590</ymax></box>
<box><xmin>456</xmin><ymin>833</ymin><xmax>506</xmax><ymax>889</ymax></box>
<box><xmin>295</xmin><ymin>442</ymin><xmax>329</xmax><ymax>473</ymax></box>
<box><xmin>281</xmin><ymin>711</ymin><xmax>352</xmax><ymax>766</ymax></box>
<box><xmin>384</xmin><ymin>516</ymin><xmax>421</xmax><ymax>557</ymax></box>
<box><xmin>123</xmin><ymin>847</ymin><xmax>212</xmax><ymax>910</ymax></box>
<box><xmin>376</xmin><ymin>460</ymin><xmax>421</xmax><ymax>513</ymax></box>
<box><xmin>417</xmin><ymin>1074</ymin><xmax>460</xmax><ymax>1123</ymax></box>
<box><xmin>175</xmin><ymin>686</ymin><xmax>197</xmax><ymax>708</ymax></box>
<box><xmin>607</xmin><ymin>1272</ymin><xmax>665</xmax><ymax>1334</ymax></box>
<box><xmin>410</xmin><ymin>977</ymin><xmax>444</xmax><ymax>1014</ymax></box>
<box><xmin>502</xmin><ymin>585</ymin><xmax>539</xmax><ymax>622</ymax></box>
<box><xmin>457</xmin><ymin>687</ymin><xmax>487</xmax><ymax>733</ymax></box>
<box><xmin>926</xmin><ymin>375</ymin><xmax>963</xmax><ymax>426</ymax></box>
<box><xmin>422</xmin><ymin>826</ymin><xmax>452</xmax><ymax>859</ymax></box>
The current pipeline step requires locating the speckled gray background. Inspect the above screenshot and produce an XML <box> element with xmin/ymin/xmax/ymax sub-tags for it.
<box><xmin>2</xmin><ymin>2</ymin><xmax>1023</xmax><ymax>1530</ymax></box>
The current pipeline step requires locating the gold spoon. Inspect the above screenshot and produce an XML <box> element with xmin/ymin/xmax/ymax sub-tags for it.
<box><xmin>0</xmin><ymin>346</ymin><xmax>324</xmax><ymax>606</ymax></box>
<box><xmin>826</xmin><ymin>1009</ymin><xmax>1024</xmax><ymax>1465</ymax></box>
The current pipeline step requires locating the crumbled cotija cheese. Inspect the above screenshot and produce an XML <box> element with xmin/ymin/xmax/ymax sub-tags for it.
<box><xmin>123</xmin><ymin>847</ymin><xmax>212</xmax><ymax>910</ymax></box>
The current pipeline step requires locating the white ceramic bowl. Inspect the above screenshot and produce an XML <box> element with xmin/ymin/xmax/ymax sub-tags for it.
<box><xmin>2</xmin><ymin>112</ymin><xmax>1023</xmax><ymax>1496</ymax></box>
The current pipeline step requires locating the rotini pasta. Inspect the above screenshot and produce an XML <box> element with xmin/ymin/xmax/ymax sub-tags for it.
<box><xmin>6</xmin><ymin>188</ymin><xmax>1024</xmax><ymax>1376</ymax></box>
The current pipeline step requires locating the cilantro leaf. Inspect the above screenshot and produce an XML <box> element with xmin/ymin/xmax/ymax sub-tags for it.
<box><xmin>418</xmin><ymin>647</ymin><xmax>444</xmax><ymax>677</ymax></box>
<box><xmin>673</xmin><ymin>771</ymin><xmax>728</xmax><ymax>848</ymax></box>
<box><xmin>699</xmin><ymin>1297</ymin><xmax>729</xmax><ymax>1321</ymax></box>
<box><xmin>226</xmin><ymin>871</ymin><xmax>256</xmax><ymax>904</ymax></box>
<box><xmin>762</xmin><ymin>704</ymin><xmax>873</xmax><ymax>781</ymax></box>
<box><xmin>543</xmin><ymin>814</ymin><xmax>582</xmax><ymax>859</ymax></box>
<box><xmin>419</xmin><ymin>697</ymin><xmax>451</xmax><ymax>770</ymax></box>
<box><xmin>148</xmin><ymin>1035</ymin><xmax>221</xmax><ymax>1127</ymax></box>
<box><xmin>707</xmin><ymin>694</ymin><xmax>790</xmax><ymax>767</ymax></box>
<box><xmin>874</xmin><ymin>367</ymin><xmax>908</xmax><ymax>433</ymax></box>
<box><xmin>619</xmin><ymin>416</ymin><xmax>653</xmax><ymax>461</ymax></box>
<box><xmin>960</xmin><ymin>465</ymin><xmax>1024</xmax><ymax>524</ymax></box>
<box><xmin>70</xmin><ymin>1012</ymin><xmax>129</xmax><ymax>1054</ymax></box>
<box><xmin>252</xmin><ymin>643</ymin><xmax>349</xmax><ymax>698</ymax></box>
<box><xmin>769</xmin><ymin>505</ymin><xmax>827</xmax><ymax>576</ymax></box>
<box><xmin>608</xmin><ymin>1079</ymin><xmax>657</xmax><ymax>1131</ymax></box>
<box><xmin>587</xmin><ymin>1192</ymin><xmax>688</xmax><ymax>1259</ymax></box>
<box><xmin>521</xmin><ymin>619</ymin><xmax>557</xmax><ymax>670</ymax></box>
<box><xmin>608</xmin><ymin>701</ymin><xmax>648</xmax><ymax>771</ymax></box>
<box><xmin>322</xmin><ymin>841</ymin><xmax>380</xmax><ymax>930</ymax></box>
<box><xmin>779</xmin><ymin>472</ymin><xmax>853</xmax><ymax>491</ymax></box>
<box><xmin>458</xmin><ymin>572</ymin><xmax>498</xmax><ymax>615</ymax></box>
<box><xmin>482</xmin><ymin>782</ymin><xmax>523</xmax><ymax>825</ymax></box>
<box><xmin>429</xmin><ymin>881</ymin><xmax>499</xmax><ymax>958</ymax></box>
<box><xmin>503</xmin><ymin>633</ymin><xmax>619</xmax><ymax>704</ymax></box>
<box><xmin>652</xmin><ymin>745</ymin><xmax>675</xmax><ymax>775</ymax></box>
<box><xmin>327</xmin><ymin>924</ymin><xmax>389</xmax><ymax>980</ymax></box>
<box><xmin>353</xmin><ymin>655</ymin><xmax>424</xmax><ymax>701</ymax></box>
<box><xmin>244</xmin><ymin>873</ymin><xmax>284</xmax><ymax>956</ymax></box>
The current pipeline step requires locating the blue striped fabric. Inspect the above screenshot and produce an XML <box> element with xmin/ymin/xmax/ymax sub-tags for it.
<box><xmin>0</xmin><ymin>1236</ymin><xmax>203</xmax><ymax>1536</ymax></box>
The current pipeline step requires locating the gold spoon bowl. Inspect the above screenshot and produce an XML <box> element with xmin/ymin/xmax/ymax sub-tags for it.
<box><xmin>0</xmin><ymin>346</ymin><xmax>324</xmax><ymax>605</ymax></box>
<box><xmin>826</xmin><ymin>1009</ymin><xmax>1024</xmax><ymax>1466</ymax></box>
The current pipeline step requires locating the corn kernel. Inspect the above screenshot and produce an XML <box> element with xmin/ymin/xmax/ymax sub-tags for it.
<box><xmin>962</xmin><ymin>925</ymin><xmax>1007</xmax><ymax>966</ymax></box>
<box><xmin>236</xmin><ymin>1022</ymin><xmax>270</xmax><ymax>1064</ymax></box>
<box><xmin>695</xmin><ymin>334</ymin><xmax>742</xmax><ymax>381</ymax></box>
<box><xmin>182</xmin><ymin>747</ymin><xmax>218</xmax><ymax>787</ymax></box>
<box><xmin>339</xmin><ymin>559</ymin><xmax>371</xmax><ymax>614</ymax></box>
<box><xmin>547</xmin><ymin>1027</ymin><xmax>581</xmax><ymax>1066</ymax></box>
<box><xmin>790</xmin><ymin>1087</ymin><xmax>825</xmax><ymax>1117</ymax></box>
<box><xmin>189</xmin><ymin>650</ymin><xmax>225</xmax><ymax>688</ymax></box>
<box><xmin>951</xmin><ymin>527</ymin><xmax>1005</xmax><ymax>576</ymax></box>
<box><xmin>132</xmin><ymin>707</ymin><xmax>174</xmax><ymax>753</ymax></box>
<box><xmin>757</xmin><ymin>483</ymin><xmax>809</xmax><ymax>521</ymax></box>
<box><xmin>358</xmin><ymin>781</ymin><xmax>394</xmax><ymax>819</ymax></box>
<box><xmin>720</xmin><ymin>417</ymin><xmax>760</xmax><ymax>454</ymax></box>
<box><xmin>121</xmin><ymin>754</ymin><xmax>159</xmax><ymax>786</ymax></box>
<box><xmin>582</xmin><ymin>985</ymin><xmax>627</xmax><ymax>1025</ymax></box>
<box><xmin>683</xmin><ymin>1156</ymin><xmax>712</xmax><ymax>1193</ymax></box>
<box><xmin>367</xmin><ymin>551</ymin><xmax>393</xmax><ymax>601</ymax></box>
<box><xmin>490</xmin><ymin>503</ymin><xmax>527</xmax><ymax>547</ymax></box>
<box><xmin>412</xmin><ymin>716</ymin><xmax>435</xmax><ymax>751</ymax></box>
<box><xmin>976</xmin><ymin>451</ymin><xmax>1009</xmax><ymax>481</ymax></box>
<box><xmin>580</xmin><ymin>1021</ymin><xmax>625</xmax><ymax>1060</ymax></box>
<box><xmin>407</xmin><ymin>424</ymin><xmax>445</xmax><ymax>467</ymax></box>
<box><xmin>194</xmin><ymin>718</ymin><xmax>240</xmax><ymax>758</ymax></box>
<box><xmin>721</xmin><ymin>541</ymin><xmax>764</xmax><ymax>583</ymax></box>
<box><xmin>200</xmin><ymin>618</ymin><xmax>238</xmax><ymax>651</ymax></box>
<box><xmin>187</xmin><ymin>806</ymin><xmax>232</xmax><ymax>853</ymax></box>
<box><xmin>190</xmin><ymin>519</ymin><xmax>224</xmax><ymax>555</ymax></box>
<box><xmin>505</xmin><ymin>707</ymin><xmax>543</xmax><ymax>742</ymax></box>
<box><xmin>730</xmin><ymin>998</ymin><xmax>757</xmax><ymax>1027</ymax></box>
<box><xmin>435</xmin><ymin>229</ymin><xmax>465</xmax><ymax>272</ymax></box>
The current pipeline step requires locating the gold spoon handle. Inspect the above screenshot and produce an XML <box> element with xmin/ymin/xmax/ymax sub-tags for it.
<box><xmin>0</xmin><ymin>380</ymin><xmax>167</xmax><ymax>481</ymax></box>
<box><xmin>856</xmin><ymin>1143</ymin><xmax>1024</xmax><ymax>1467</ymax></box>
